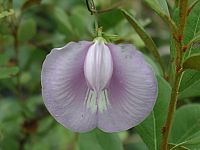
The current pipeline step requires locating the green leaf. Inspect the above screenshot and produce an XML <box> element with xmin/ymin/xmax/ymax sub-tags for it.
<box><xmin>25</xmin><ymin>117</ymin><xmax>74</xmax><ymax>150</ymax></box>
<box><xmin>78</xmin><ymin>129</ymin><xmax>123</xmax><ymax>150</ymax></box>
<box><xmin>179</xmin><ymin>70</ymin><xmax>200</xmax><ymax>99</ymax></box>
<box><xmin>53</xmin><ymin>7</ymin><xmax>73</xmax><ymax>36</ymax></box>
<box><xmin>144</xmin><ymin>55</ymin><xmax>163</xmax><ymax>76</ymax></box>
<box><xmin>184</xmin><ymin>2</ymin><xmax>200</xmax><ymax>58</ymax></box>
<box><xmin>18</xmin><ymin>19</ymin><xmax>37</xmax><ymax>42</ymax></box>
<box><xmin>0</xmin><ymin>67</ymin><xmax>19</xmax><ymax>79</ymax></box>
<box><xmin>144</xmin><ymin>0</ymin><xmax>169</xmax><ymax>15</ymax></box>
<box><xmin>0</xmin><ymin>53</ymin><xmax>9</xmax><ymax>65</ymax></box>
<box><xmin>136</xmin><ymin>76</ymin><xmax>171</xmax><ymax>150</ymax></box>
<box><xmin>183</xmin><ymin>54</ymin><xmax>200</xmax><ymax>71</ymax></box>
<box><xmin>0</xmin><ymin>9</ymin><xmax>14</xmax><ymax>19</ymax></box>
<box><xmin>22</xmin><ymin>0</ymin><xmax>42</xmax><ymax>10</ymax></box>
<box><xmin>98</xmin><ymin>9</ymin><xmax>124</xmax><ymax>31</ymax></box>
<box><xmin>184</xmin><ymin>131</ymin><xmax>200</xmax><ymax>145</ymax></box>
<box><xmin>191</xmin><ymin>30</ymin><xmax>200</xmax><ymax>43</ymax></box>
<box><xmin>168</xmin><ymin>144</ymin><xmax>190</xmax><ymax>150</ymax></box>
<box><xmin>69</xmin><ymin>6</ymin><xmax>94</xmax><ymax>39</ymax></box>
<box><xmin>121</xmin><ymin>9</ymin><xmax>164</xmax><ymax>74</ymax></box>
<box><xmin>170</xmin><ymin>104</ymin><xmax>200</xmax><ymax>149</ymax></box>
<box><xmin>143</xmin><ymin>0</ymin><xmax>177</xmax><ymax>33</ymax></box>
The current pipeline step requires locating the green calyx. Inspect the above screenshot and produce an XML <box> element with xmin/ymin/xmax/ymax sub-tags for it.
<box><xmin>93</xmin><ymin>36</ymin><xmax>107</xmax><ymax>44</ymax></box>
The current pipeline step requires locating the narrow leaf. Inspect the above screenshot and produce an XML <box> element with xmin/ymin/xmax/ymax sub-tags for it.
<box><xmin>121</xmin><ymin>9</ymin><xmax>165</xmax><ymax>75</ymax></box>
<box><xmin>183</xmin><ymin>54</ymin><xmax>200</xmax><ymax>71</ymax></box>
<box><xmin>0</xmin><ymin>67</ymin><xmax>19</xmax><ymax>79</ymax></box>
<box><xmin>144</xmin><ymin>0</ymin><xmax>169</xmax><ymax>15</ymax></box>
<box><xmin>143</xmin><ymin>0</ymin><xmax>177</xmax><ymax>33</ymax></box>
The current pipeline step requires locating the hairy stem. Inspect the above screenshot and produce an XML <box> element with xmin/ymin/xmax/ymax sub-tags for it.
<box><xmin>161</xmin><ymin>0</ymin><xmax>188</xmax><ymax>149</ymax></box>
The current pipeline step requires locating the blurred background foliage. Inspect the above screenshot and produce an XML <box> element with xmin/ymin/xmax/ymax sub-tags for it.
<box><xmin>0</xmin><ymin>0</ymin><xmax>200</xmax><ymax>150</ymax></box>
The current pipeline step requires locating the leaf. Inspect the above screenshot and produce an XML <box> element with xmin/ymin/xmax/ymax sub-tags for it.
<box><xmin>191</xmin><ymin>30</ymin><xmax>200</xmax><ymax>43</ymax></box>
<box><xmin>121</xmin><ymin>9</ymin><xmax>164</xmax><ymax>74</ymax></box>
<box><xmin>0</xmin><ymin>9</ymin><xmax>14</xmax><ymax>19</ymax></box>
<box><xmin>168</xmin><ymin>144</ymin><xmax>190</xmax><ymax>150</ymax></box>
<box><xmin>18</xmin><ymin>19</ymin><xmax>37</xmax><ymax>42</ymax></box>
<box><xmin>69</xmin><ymin>6</ymin><xmax>94</xmax><ymax>39</ymax></box>
<box><xmin>144</xmin><ymin>55</ymin><xmax>163</xmax><ymax>76</ymax></box>
<box><xmin>184</xmin><ymin>2</ymin><xmax>200</xmax><ymax>58</ymax></box>
<box><xmin>22</xmin><ymin>0</ymin><xmax>42</xmax><ymax>10</ymax></box>
<box><xmin>78</xmin><ymin>129</ymin><xmax>123</xmax><ymax>150</ymax></box>
<box><xmin>98</xmin><ymin>9</ymin><xmax>124</xmax><ymax>31</ymax></box>
<box><xmin>169</xmin><ymin>104</ymin><xmax>200</xmax><ymax>149</ymax></box>
<box><xmin>0</xmin><ymin>53</ymin><xmax>9</xmax><ymax>65</ymax></box>
<box><xmin>179</xmin><ymin>70</ymin><xmax>200</xmax><ymax>99</ymax></box>
<box><xmin>25</xmin><ymin>117</ymin><xmax>74</xmax><ymax>150</ymax></box>
<box><xmin>53</xmin><ymin>7</ymin><xmax>73</xmax><ymax>35</ymax></box>
<box><xmin>136</xmin><ymin>76</ymin><xmax>171</xmax><ymax>150</ymax></box>
<box><xmin>184</xmin><ymin>131</ymin><xmax>200</xmax><ymax>145</ymax></box>
<box><xmin>0</xmin><ymin>67</ymin><xmax>19</xmax><ymax>79</ymax></box>
<box><xmin>183</xmin><ymin>54</ymin><xmax>200</xmax><ymax>71</ymax></box>
<box><xmin>144</xmin><ymin>0</ymin><xmax>169</xmax><ymax>15</ymax></box>
<box><xmin>143</xmin><ymin>0</ymin><xmax>177</xmax><ymax>33</ymax></box>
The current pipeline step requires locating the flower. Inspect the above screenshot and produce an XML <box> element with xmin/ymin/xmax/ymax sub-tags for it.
<box><xmin>41</xmin><ymin>37</ymin><xmax>158</xmax><ymax>133</ymax></box>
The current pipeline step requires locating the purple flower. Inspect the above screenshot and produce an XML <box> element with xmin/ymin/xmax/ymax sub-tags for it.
<box><xmin>41</xmin><ymin>37</ymin><xmax>158</xmax><ymax>133</ymax></box>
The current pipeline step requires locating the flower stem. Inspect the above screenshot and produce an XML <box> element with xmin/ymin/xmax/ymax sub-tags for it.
<box><xmin>161</xmin><ymin>0</ymin><xmax>188</xmax><ymax>149</ymax></box>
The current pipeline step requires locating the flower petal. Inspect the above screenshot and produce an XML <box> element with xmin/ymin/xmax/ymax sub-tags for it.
<box><xmin>84</xmin><ymin>40</ymin><xmax>113</xmax><ymax>97</ymax></box>
<box><xmin>41</xmin><ymin>41</ymin><xmax>97</xmax><ymax>132</ymax></box>
<box><xmin>97</xmin><ymin>44</ymin><xmax>158</xmax><ymax>132</ymax></box>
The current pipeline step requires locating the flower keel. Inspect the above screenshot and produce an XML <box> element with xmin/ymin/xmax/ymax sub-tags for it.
<box><xmin>84</xmin><ymin>39</ymin><xmax>113</xmax><ymax>99</ymax></box>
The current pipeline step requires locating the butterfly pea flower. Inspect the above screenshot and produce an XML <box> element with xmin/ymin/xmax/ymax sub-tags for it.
<box><xmin>41</xmin><ymin>37</ymin><xmax>158</xmax><ymax>133</ymax></box>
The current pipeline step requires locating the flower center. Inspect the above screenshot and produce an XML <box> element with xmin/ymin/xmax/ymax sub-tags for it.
<box><xmin>84</xmin><ymin>39</ymin><xmax>113</xmax><ymax>99</ymax></box>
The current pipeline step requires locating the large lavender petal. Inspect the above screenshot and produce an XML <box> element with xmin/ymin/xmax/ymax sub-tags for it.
<box><xmin>97</xmin><ymin>44</ymin><xmax>158</xmax><ymax>132</ymax></box>
<box><xmin>41</xmin><ymin>41</ymin><xmax>97</xmax><ymax>132</ymax></box>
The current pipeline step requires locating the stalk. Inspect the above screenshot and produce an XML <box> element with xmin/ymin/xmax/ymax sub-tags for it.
<box><xmin>161</xmin><ymin>0</ymin><xmax>188</xmax><ymax>149</ymax></box>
